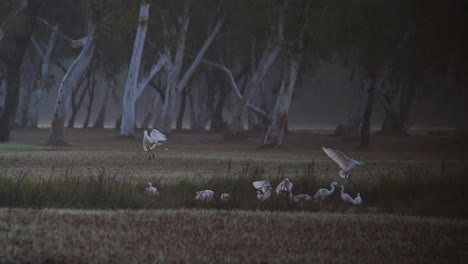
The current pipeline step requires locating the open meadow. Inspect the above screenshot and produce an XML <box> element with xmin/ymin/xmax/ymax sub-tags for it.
<box><xmin>1</xmin><ymin>128</ymin><xmax>468</xmax><ymax>263</ymax></box>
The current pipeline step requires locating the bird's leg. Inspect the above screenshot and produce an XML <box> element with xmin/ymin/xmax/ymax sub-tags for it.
<box><xmin>346</xmin><ymin>174</ymin><xmax>358</xmax><ymax>192</ymax></box>
<box><xmin>148</xmin><ymin>149</ymin><xmax>155</xmax><ymax>159</ymax></box>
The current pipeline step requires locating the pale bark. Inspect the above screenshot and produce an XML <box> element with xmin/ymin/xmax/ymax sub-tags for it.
<box><xmin>29</xmin><ymin>31</ymin><xmax>58</xmax><ymax>128</ymax></box>
<box><xmin>159</xmin><ymin>11</ymin><xmax>223</xmax><ymax>133</ymax></box>
<box><xmin>120</xmin><ymin>1</ymin><xmax>151</xmax><ymax>137</ymax></box>
<box><xmin>46</xmin><ymin>18</ymin><xmax>98</xmax><ymax>145</ymax></box>
<box><xmin>83</xmin><ymin>65</ymin><xmax>96</xmax><ymax>128</ymax></box>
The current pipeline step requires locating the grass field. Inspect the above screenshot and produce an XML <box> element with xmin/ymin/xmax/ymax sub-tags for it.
<box><xmin>1</xmin><ymin>128</ymin><xmax>468</xmax><ymax>263</ymax></box>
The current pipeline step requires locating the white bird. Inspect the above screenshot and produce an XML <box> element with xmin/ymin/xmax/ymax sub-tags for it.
<box><xmin>194</xmin><ymin>190</ymin><xmax>214</xmax><ymax>201</ymax></box>
<box><xmin>313</xmin><ymin>182</ymin><xmax>338</xmax><ymax>201</ymax></box>
<box><xmin>322</xmin><ymin>147</ymin><xmax>371</xmax><ymax>187</ymax></box>
<box><xmin>340</xmin><ymin>185</ymin><xmax>354</xmax><ymax>204</ymax></box>
<box><xmin>292</xmin><ymin>194</ymin><xmax>312</xmax><ymax>203</ymax></box>
<box><xmin>275</xmin><ymin>178</ymin><xmax>293</xmax><ymax>198</ymax></box>
<box><xmin>220</xmin><ymin>193</ymin><xmax>231</xmax><ymax>201</ymax></box>
<box><xmin>143</xmin><ymin>129</ymin><xmax>168</xmax><ymax>159</ymax></box>
<box><xmin>145</xmin><ymin>182</ymin><xmax>160</xmax><ymax>196</ymax></box>
<box><xmin>353</xmin><ymin>193</ymin><xmax>362</xmax><ymax>205</ymax></box>
<box><xmin>252</xmin><ymin>180</ymin><xmax>273</xmax><ymax>201</ymax></box>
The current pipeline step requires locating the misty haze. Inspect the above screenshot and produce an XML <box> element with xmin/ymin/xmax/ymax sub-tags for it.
<box><xmin>0</xmin><ymin>0</ymin><xmax>467</xmax><ymax>263</ymax></box>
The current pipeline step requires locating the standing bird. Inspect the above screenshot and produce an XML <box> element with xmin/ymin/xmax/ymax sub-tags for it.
<box><xmin>313</xmin><ymin>182</ymin><xmax>338</xmax><ymax>201</ymax></box>
<box><xmin>322</xmin><ymin>147</ymin><xmax>371</xmax><ymax>188</ymax></box>
<box><xmin>275</xmin><ymin>178</ymin><xmax>293</xmax><ymax>198</ymax></box>
<box><xmin>340</xmin><ymin>185</ymin><xmax>354</xmax><ymax>204</ymax></box>
<box><xmin>353</xmin><ymin>193</ymin><xmax>362</xmax><ymax>205</ymax></box>
<box><xmin>252</xmin><ymin>180</ymin><xmax>273</xmax><ymax>201</ymax></box>
<box><xmin>292</xmin><ymin>194</ymin><xmax>312</xmax><ymax>203</ymax></box>
<box><xmin>220</xmin><ymin>193</ymin><xmax>231</xmax><ymax>202</ymax></box>
<box><xmin>145</xmin><ymin>182</ymin><xmax>160</xmax><ymax>196</ymax></box>
<box><xmin>143</xmin><ymin>129</ymin><xmax>168</xmax><ymax>159</ymax></box>
<box><xmin>194</xmin><ymin>190</ymin><xmax>214</xmax><ymax>201</ymax></box>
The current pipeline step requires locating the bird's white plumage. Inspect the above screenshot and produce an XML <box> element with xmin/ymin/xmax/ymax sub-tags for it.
<box><xmin>220</xmin><ymin>193</ymin><xmax>231</xmax><ymax>201</ymax></box>
<box><xmin>353</xmin><ymin>193</ymin><xmax>362</xmax><ymax>205</ymax></box>
<box><xmin>143</xmin><ymin>129</ymin><xmax>167</xmax><ymax>151</ymax></box>
<box><xmin>150</xmin><ymin>129</ymin><xmax>167</xmax><ymax>142</ymax></box>
<box><xmin>313</xmin><ymin>182</ymin><xmax>338</xmax><ymax>201</ymax></box>
<box><xmin>292</xmin><ymin>194</ymin><xmax>312</xmax><ymax>203</ymax></box>
<box><xmin>322</xmin><ymin>147</ymin><xmax>367</xmax><ymax>179</ymax></box>
<box><xmin>340</xmin><ymin>185</ymin><xmax>354</xmax><ymax>204</ymax></box>
<box><xmin>194</xmin><ymin>190</ymin><xmax>214</xmax><ymax>201</ymax></box>
<box><xmin>252</xmin><ymin>180</ymin><xmax>273</xmax><ymax>201</ymax></box>
<box><xmin>145</xmin><ymin>182</ymin><xmax>160</xmax><ymax>195</ymax></box>
<box><xmin>275</xmin><ymin>178</ymin><xmax>293</xmax><ymax>197</ymax></box>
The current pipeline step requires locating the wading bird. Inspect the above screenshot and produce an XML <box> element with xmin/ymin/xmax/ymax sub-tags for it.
<box><xmin>195</xmin><ymin>190</ymin><xmax>214</xmax><ymax>201</ymax></box>
<box><xmin>292</xmin><ymin>194</ymin><xmax>312</xmax><ymax>203</ymax></box>
<box><xmin>313</xmin><ymin>182</ymin><xmax>338</xmax><ymax>201</ymax></box>
<box><xmin>322</xmin><ymin>147</ymin><xmax>372</xmax><ymax>188</ymax></box>
<box><xmin>340</xmin><ymin>185</ymin><xmax>354</xmax><ymax>204</ymax></box>
<box><xmin>220</xmin><ymin>193</ymin><xmax>231</xmax><ymax>201</ymax></box>
<box><xmin>353</xmin><ymin>193</ymin><xmax>362</xmax><ymax>205</ymax></box>
<box><xmin>252</xmin><ymin>180</ymin><xmax>273</xmax><ymax>201</ymax></box>
<box><xmin>275</xmin><ymin>178</ymin><xmax>293</xmax><ymax>198</ymax></box>
<box><xmin>145</xmin><ymin>182</ymin><xmax>160</xmax><ymax>196</ymax></box>
<box><xmin>143</xmin><ymin>129</ymin><xmax>168</xmax><ymax>159</ymax></box>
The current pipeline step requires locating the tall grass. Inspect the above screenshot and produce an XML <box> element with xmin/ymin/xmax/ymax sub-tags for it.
<box><xmin>0</xmin><ymin>161</ymin><xmax>467</xmax><ymax>218</ymax></box>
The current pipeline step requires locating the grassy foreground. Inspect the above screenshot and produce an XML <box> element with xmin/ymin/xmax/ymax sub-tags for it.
<box><xmin>0</xmin><ymin>208</ymin><xmax>467</xmax><ymax>263</ymax></box>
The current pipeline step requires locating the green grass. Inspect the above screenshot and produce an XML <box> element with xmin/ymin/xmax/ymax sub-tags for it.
<box><xmin>0</xmin><ymin>143</ymin><xmax>46</xmax><ymax>151</ymax></box>
<box><xmin>1</xmin><ymin>161</ymin><xmax>467</xmax><ymax>219</ymax></box>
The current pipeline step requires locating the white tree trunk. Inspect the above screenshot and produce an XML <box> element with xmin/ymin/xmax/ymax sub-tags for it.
<box><xmin>29</xmin><ymin>31</ymin><xmax>57</xmax><ymax>128</ymax></box>
<box><xmin>46</xmin><ymin>22</ymin><xmax>98</xmax><ymax>145</ymax></box>
<box><xmin>120</xmin><ymin>1</ymin><xmax>151</xmax><ymax>137</ymax></box>
<box><xmin>159</xmin><ymin>13</ymin><xmax>223</xmax><ymax>134</ymax></box>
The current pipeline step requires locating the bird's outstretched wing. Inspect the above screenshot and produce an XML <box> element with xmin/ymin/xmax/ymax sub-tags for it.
<box><xmin>322</xmin><ymin>147</ymin><xmax>352</xmax><ymax>170</ymax></box>
<box><xmin>252</xmin><ymin>180</ymin><xmax>272</xmax><ymax>194</ymax></box>
<box><xmin>150</xmin><ymin>129</ymin><xmax>167</xmax><ymax>142</ymax></box>
<box><xmin>143</xmin><ymin>131</ymin><xmax>157</xmax><ymax>150</ymax></box>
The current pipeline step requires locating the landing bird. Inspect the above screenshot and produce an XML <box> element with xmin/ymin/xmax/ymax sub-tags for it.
<box><xmin>143</xmin><ymin>129</ymin><xmax>168</xmax><ymax>159</ymax></box>
<box><xmin>275</xmin><ymin>178</ymin><xmax>293</xmax><ymax>198</ymax></box>
<box><xmin>353</xmin><ymin>193</ymin><xmax>362</xmax><ymax>205</ymax></box>
<box><xmin>322</xmin><ymin>147</ymin><xmax>372</xmax><ymax>187</ymax></box>
<box><xmin>145</xmin><ymin>182</ymin><xmax>160</xmax><ymax>196</ymax></box>
<box><xmin>220</xmin><ymin>193</ymin><xmax>231</xmax><ymax>201</ymax></box>
<box><xmin>340</xmin><ymin>185</ymin><xmax>354</xmax><ymax>204</ymax></box>
<box><xmin>194</xmin><ymin>190</ymin><xmax>214</xmax><ymax>201</ymax></box>
<box><xmin>313</xmin><ymin>182</ymin><xmax>338</xmax><ymax>201</ymax></box>
<box><xmin>292</xmin><ymin>194</ymin><xmax>312</xmax><ymax>203</ymax></box>
<box><xmin>252</xmin><ymin>180</ymin><xmax>273</xmax><ymax>201</ymax></box>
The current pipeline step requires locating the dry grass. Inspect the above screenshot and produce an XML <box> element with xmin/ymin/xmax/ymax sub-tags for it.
<box><xmin>0</xmin><ymin>208</ymin><xmax>467</xmax><ymax>264</ymax></box>
<box><xmin>1</xmin><ymin>129</ymin><xmax>468</xmax><ymax>263</ymax></box>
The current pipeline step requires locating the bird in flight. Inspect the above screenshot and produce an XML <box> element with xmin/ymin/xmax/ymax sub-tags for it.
<box><xmin>143</xmin><ymin>129</ymin><xmax>168</xmax><ymax>159</ymax></box>
<box><xmin>322</xmin><ymin>147</ymin><xmax>371</xmax><ymax>188</ymax></box>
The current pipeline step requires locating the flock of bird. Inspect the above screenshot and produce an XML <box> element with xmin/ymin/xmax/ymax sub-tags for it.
<box><xmin>142</xmin><ymin>129</ymin><xmax>369</xmax><ymax>206</ymax></box>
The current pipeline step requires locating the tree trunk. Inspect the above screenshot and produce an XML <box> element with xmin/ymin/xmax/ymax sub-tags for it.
<box><xmin>83</xmin><ymin>65</ymin><xmax>96</xmax><ymax>128</ymax></box>
<box><xmin>0</xmin><ymin>0</ymin><xmax>43</xmax><ymax>141</ymax></box>
<box><xmin>176</xmin><ymin>89</ymin><xmax>187</xmax><ymax>130</ymax></box>
<box><xmin>120</xmin><ymin>1</ymin><xmax>151</xmax><ymax>137</ymax></box>
<box><xmin>360</xmin><ymin>78</ymin><xmax>377</xmax><ymax>148</ymax></box>
<box><xmin>47</xmin><ymin>18</ymin><xmax>98</xmax><ymax>145</ymax></box>
<box><xmin>29</xmin><ymin>31</ymin><xmax>58</xmax><ymax>128</ymax></box>
<box><xmin>92</xmin><ymin>76</ymin><xmax>113</xmax><ymax>128</ymax></box>
<box><xmin>16</xmin><ymin>47</ymin><xmax>39</xmax><ymax>128</ymax></box>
